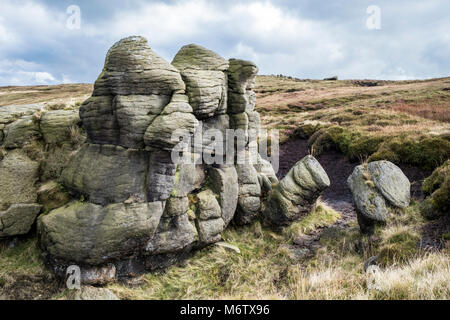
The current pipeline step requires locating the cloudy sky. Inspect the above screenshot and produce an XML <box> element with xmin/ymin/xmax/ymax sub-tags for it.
<box><xmin>0</xmin><ymin>0</ymin><xmax>449</xmax><ymax>85</ymax></box>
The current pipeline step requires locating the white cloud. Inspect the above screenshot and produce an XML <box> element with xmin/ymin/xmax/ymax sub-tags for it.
<box><xmin>0</xmin><ymin>59</ymin><xmax>58</xmax><ymax>85</ymax></box>
<box><xmin>0</xmin><ymin>0</ymin><xmax>449</xmax><ymax>84</ymax></box>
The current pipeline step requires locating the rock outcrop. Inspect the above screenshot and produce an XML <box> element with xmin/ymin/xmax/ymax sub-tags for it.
<box><xmin>0</xmin><ymin>90</ymin><xmax>85</xmax><ymax>238</ymax></box>
<box><xmin>0</xmin><ymin>36</ymin><xmax>334</xmax><ymax>283</ymax></box>
<box><xmin>38</xmin><ymin>37</ymin><xmax>198</xmax><ymax>274</ymax></box>
<box><xmin>348</xmin><ymin>160</ymin><xmax>411</xmax><ymax>233</ymax></box>
<box><xmin>34</xmin><ymin>37</ymin><xmax>278</xmax><ymax>282</ymax></box>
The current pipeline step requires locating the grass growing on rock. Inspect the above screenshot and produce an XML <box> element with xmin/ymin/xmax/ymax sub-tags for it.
<box><xmin>284</xmin><ymin>201</ymin><xmax>341</xmax><ymax>240</ymax></box>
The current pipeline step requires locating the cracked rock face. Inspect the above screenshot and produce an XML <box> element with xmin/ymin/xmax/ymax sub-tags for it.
<box><xmin>348</xmin><ymin>160</ymin><xmax>411</xmax><ymax>233</ymax></box>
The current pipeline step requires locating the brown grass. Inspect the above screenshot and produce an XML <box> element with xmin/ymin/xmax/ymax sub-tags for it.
<box><xmin>0</xmin><ymin>84</ymin><xmax>92</xmax><ymax>107</ymax></box>
<box><xmin>391</xmin><ymin>101</ymin><xmax>450</xmax><ymax>122</ymax></box>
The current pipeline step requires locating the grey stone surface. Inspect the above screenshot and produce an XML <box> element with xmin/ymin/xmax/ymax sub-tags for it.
<box><xmin>3</xmin><ymin>116</ymin><xmax>40</xmax><ymax>148</ymax></box>
<box><xmin>0</xmin><ymin>104</ymin><xmax>46</xmax><ymax>125</ymax></box>
<box><xmin>263</xmin><ymin>155</ymin><xmax>330</xmax><ymax>226</ymax></box>
<box><xmin>196</xmin><ymin>189</ymin><xmax>222</xmax><ymax>220</ymax></box>
<box><xmin>73</xmin><ymin>286</ymin><xmax>119</xmax><ymax>300</ymax></box>
<box><xmin>40</xmin><ymin>109</ymin><xmax>81</xmax><ymax>145</ymax></box>
<box><xmin>227</xmin><ymin>59</ymin><xmax>258</xmax><ymax>114</ymax></box>
<box><xmin>34</xmin><ymin>36</ymin><xmax>306</xmax><ymax>279</ymax></box>
<box><xmin>348</xmin><ymin>161</ymin><xmax>411</xmax><ymax>233</ymax></box>
<box><xmin>348</xmin><ymin>166</ymin><xmax>388</xmax><ymax>222</ymax></box>
<box><xmin>208</xmin><ymin>166</ymin><xmax>239</xmax><ymax>226</ymax></box>
<box><xmin>234</xmin><ymin>162</ymin><xmax>262</xmax><ymax>225</ymax></box>
<box><xmin>146</xmin><ymin>213</ymin><xmax>197</xmax><ymax>255</ymax></box>
<box><xmin>39</xmin><ymin>201</ymin><xmax>164</xmax><ymax>265</ymax></box>
<box><xmin>172</xmin><ymin>44</ymin><xmax>229</xmax><ymax>119</ymax></box>
<box><xmin>367</xmin><ymin>161</ymin><xmax>410</xmax><ymax>208</ymax></box>
<box><xmin>0</xmin><ymin>204</ymin><xmax>42</xmax><ymax>237</ymax></box>
<box><xmin>0</xmin><ymin>150</ymin><xmax>39</xmax><ymax>208</ymax></box>
<box><xmin>61</xmin><ymin>144</ymin><xmax>148</xmax><ymax>205</ymax></box>
<box><xmin>197</xmin><ymin>218</ymin><xmax>224</xmax><ymax>244</ymax></box>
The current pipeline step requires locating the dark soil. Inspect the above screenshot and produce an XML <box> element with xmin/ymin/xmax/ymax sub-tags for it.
<box><xmin>0</xmin><ymin>273</ymin><xmax>60</xmax><ymax>300</ymax></box>
<box><xmin>420</xmin><ymin>214</ymin><xmax>450</xmax><ymax>250</ymax></box>
<box><xmin>277</xmin><ymin>138</ymin><xmax>445</xmax><ymax>252</ymax></box>
<box><xmin>277</xmin><ymin>139</ymin><xmax>357</xmax><ymax>217</ymax></box>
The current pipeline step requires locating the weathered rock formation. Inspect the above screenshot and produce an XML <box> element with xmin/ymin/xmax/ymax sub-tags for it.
<box><xmin>263</xmin><ymin>155</ymin><xmax>330</xmax><ymax>226</ymax></box>
<box><xmin>348</xmin><ymin>160</ymin><xmax>411</xmax><ymax>233</ymax></box>
<box><xmin>0</xmin><ymin>103</ymin><xmax>82</xmax><ymax>237</ymax></box>
<box><xmin>36</xmin><ymin>37</ymin><xmax>273</xmax><ymax>281</ymax></box>
<box><xmin>0</xmin><ymin>36</ymin><xmax>331</xmax><ymax>283</ymax></box>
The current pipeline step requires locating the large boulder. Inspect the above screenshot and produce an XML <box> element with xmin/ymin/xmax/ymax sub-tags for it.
<box><xmin>38</xmin><ymin>37</ymin><xmax>197</xmax><ymax>278</ymax></box>
<box><xmin>348</xmin><ymin>160</ymin><xmax>411</xmax><ymax>233</ymax></box>
<box><xmin>348</xmin><ymin>166</ymin><xmax>389</xmax><ymax>233</ymax></box>
<box><xmin>38</xmin><ymin>201</ymin><xmax>164</xmax><ymax>265</ymax></box>
<box><xmin>263</xmin><ymin>155</ymin><xmax>330</xmax><ymax>226</ymax></box>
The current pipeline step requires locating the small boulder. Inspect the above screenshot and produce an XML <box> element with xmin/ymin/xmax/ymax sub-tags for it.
<box><xmin>263</xmin><ymin>155</ymin><xmax>330</xmax><ymax>226</ymax></box>
<box><xmin>348</xmin><ymin>161</ymin><xmax>411</xmax><ymax>234</ymax></box>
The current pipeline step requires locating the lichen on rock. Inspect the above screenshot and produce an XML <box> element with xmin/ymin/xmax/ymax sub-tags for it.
<box><xmin>347</xmin><ymin>160</ymin><xmax>411</xmax><ymax>233</ymax></box>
